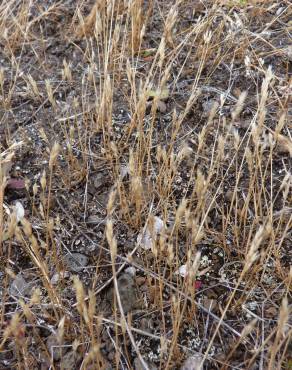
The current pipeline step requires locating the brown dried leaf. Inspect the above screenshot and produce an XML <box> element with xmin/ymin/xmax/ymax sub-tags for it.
<box><xmin>275</xmin><ymin>134</ymin><xmax>292</xmax><ymax>156</ymax></box>
<box><xmin>157</xmin><ymin>99</ymin><xmax>167</xmax><ymax>113</ymax></box>
<box><xmin>265</xmin><ymin>305</ymin><xmax>278</xmax><ymax>318</ymax></box>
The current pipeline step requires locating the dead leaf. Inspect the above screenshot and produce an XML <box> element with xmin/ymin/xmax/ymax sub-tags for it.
<box><xmin>14</xmin><ymin>201</ymin><xmax>25</xmax><ymax>222</ymax></box>
<box><xmin>6</xmin><ymin>178</ymin><xmax>26</xmax><ymax>190</ymax></box>
<box><xmin>265</xmin><ymin>305</ymin><xmax>278</xmax><ymax>318</ymax></box>
<box><xmin>275</xmin><ymin>134</ymin><xmax>292</xmax><ymax>156</ymax></box>
<box><xmin>157</xmin><ymin>100</ymin><xmax>167</xmax><ymax>113</ymax></box>
<box><xmin>137</xmin><ymin>216</ymin><xmax>165</xmax><ymax>250</ymax></box>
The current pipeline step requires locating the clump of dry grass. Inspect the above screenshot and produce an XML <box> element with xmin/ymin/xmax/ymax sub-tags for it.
<box><xmin>0</xmin><ymin>0</ymin><xmax>291</xmax><ymax>369</ymax></box>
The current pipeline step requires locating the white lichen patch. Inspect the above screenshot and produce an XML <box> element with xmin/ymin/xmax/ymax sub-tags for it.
<box><xmin>200</xmin><ymin>255</ymin><xmax>211</xmax><ymax>267</ymax></box>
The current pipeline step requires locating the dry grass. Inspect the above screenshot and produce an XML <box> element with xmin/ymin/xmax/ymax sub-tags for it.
<box><xmin>0</xmin><ymin>0</ymin><xmax>291</xmax><ymax>369</ymax></box>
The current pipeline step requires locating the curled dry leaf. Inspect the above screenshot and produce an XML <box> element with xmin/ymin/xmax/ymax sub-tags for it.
<box><xmin>157</xmin><ymin>99</ymin><xmax>167</xmax><ymax>113</ymax></box>
<box><xmin>275</xmin><ymin>133</ymin><xmax>292</xmax><ymax>156</ymax></box>
<box><xmin>137</xmin><ymin>216</ymin><xmax>165</xmax><ymax>250</ymax></box>
<box><xmin>14</xmin><ymin>201</ymin><xmax>25</xmax><ymax>222</ymax></box>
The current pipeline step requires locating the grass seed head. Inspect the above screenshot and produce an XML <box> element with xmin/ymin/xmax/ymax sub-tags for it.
<box><xmin>62</xmin><ymin>59</ymin><xmax>72</xmax><ymax>82</ymax></box>
<box><xmin>32</xmin><ymin>183</ymin><xmax>38</xmax><ymax>196</ymax></box>
<box><xmin>27</xmin><ymin>74</ymin><xmax>40</xmax><ymax>98</ymax></box>
<box><xmin>106</xmin><ymin>219</ymin><xmax>117</xmax><ymax>259</ymax></box>
<box><xmin>49</xmin><ymin>142</ymin><xmax>60</xmax><ymax>169</ymax></box>
<box><xmin>231</xmin><ymin>91</ymin><xmax>247</xmax><ymax>121</ymax></box>
<box><xmin>244</xmin><ymin>223</ymin><xmax>271</xmax><ymax>272</ymax></box>
<box><xmin>45</xmin><ymin>79</ymin><xmax>56</xmax><ymax>109</ymax></box>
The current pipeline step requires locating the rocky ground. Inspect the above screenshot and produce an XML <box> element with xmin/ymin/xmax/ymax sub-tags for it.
<box><xmin>0</xmin><ymin>0</ymin><xmax>291</xmax><ymax>369</ymax></box>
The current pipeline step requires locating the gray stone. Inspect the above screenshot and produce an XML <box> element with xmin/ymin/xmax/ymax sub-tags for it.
<box><xmin>9</xmin><ymin>274</ymin><xmax>32</xmax><ymax>297</ymax></box>
<box><xmin>106</xmin><ymin>273</ymin><xmax>141</xmax><ymax>314</ymax></box>
<box><xmin>60</xmin><ymin>350</ymin><xmax>81</xmax><ymax>369</ymax></box>
<box><xmin>117</xmin><ymin>273</ymin><xmax>139</xmax><ymax>314</ymax></box>
<box><xmin>133</xmin><ymin>357</ymin><xmax>158</xmax><ymax>370</ymax></box>
<box><xmin>180</xmin><ymin>354</ymin><xmax>203</xmax><ymax>370</ymax></box>
<box><xmin>63</xmin><ymin>253</ymin><xmax>89</xmax><ymax>272</ymax></box>
<box><xmin>46</xmin><ymin>333</ymin><xmax>67</xmax><ymax>361</ymax></box>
